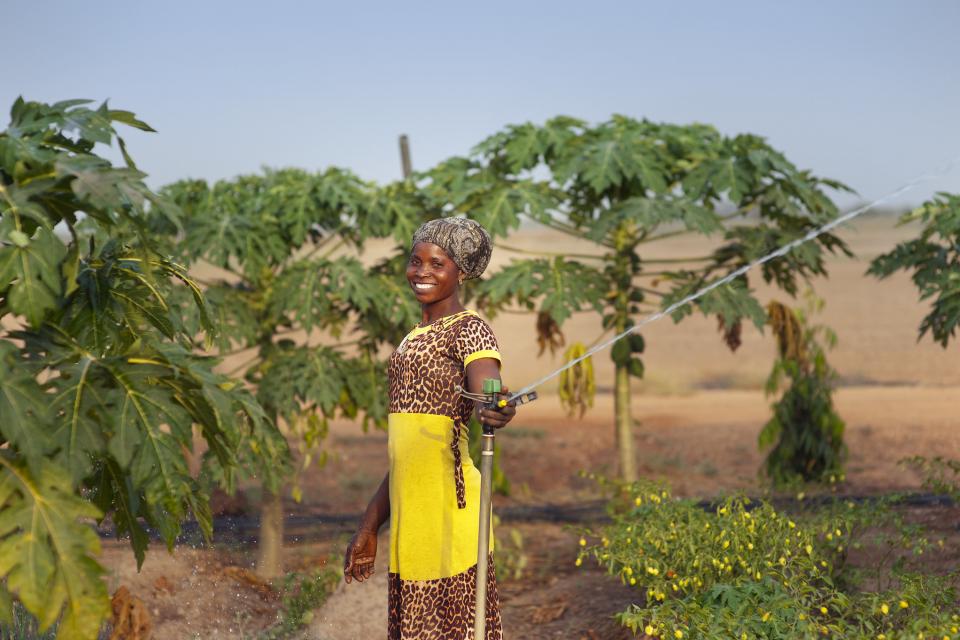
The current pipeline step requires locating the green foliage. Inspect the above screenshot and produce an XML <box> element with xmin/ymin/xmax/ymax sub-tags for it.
<box><xmin>424</xmin><ymin>115</ymin><xmax>851</xmax><ymax>480</ymax></box>
<box><xmin>453</xmin><ymin>116</ymin><xmax>851</xmax><ymax>341</ymax></box>
<box><xmin>477</xmin><ymin>258</ymin><xmax>606</xmax><ymax>325</ymax></box>
<box><xmin>491</xmin><ymin>515</ymin><xmax>528</xmax><ymax>582</ymax></box>
<box><xmin>579</xmin><ymin>479</ymin><xmax>960</xmax><ymax>639</ymax></box>
<box><xmin>900</xmin><ymin>456</ymin><xmax>960</xmax><ymax>501</ymax></box>
<box><xmin>869</xmin><ymin>192</ymin><xmax>960</xmax><ymax>347</ymax></box>
<box><xmin>256</xmin><ymin>567</ymin><xmax>340</xmax><ymax>639</ymax></box>
<box><xmin>0</xmin><ymin>98</ymin><xmax>287</xmax><ymax>639</ymax></box>
<box><xmin>160</xmin><ymin>168</ymin><xmax>422</xmax><ymax>478</ymax></box>
<box><xmin>759</xmin><ymin>296</ymin><xmax>846</xmax><ymax>485</ymax></box>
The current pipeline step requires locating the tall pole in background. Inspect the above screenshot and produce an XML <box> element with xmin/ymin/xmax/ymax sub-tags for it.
<box><xmin>399</xmin><ymin>134</ymin><xmax>413</xmax><ymax>179</ymax></box>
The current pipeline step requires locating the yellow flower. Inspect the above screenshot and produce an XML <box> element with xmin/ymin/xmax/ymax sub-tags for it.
<box><xmin>799</xmin><ymin>613</ymin><xmax>806</xmax><ymax>620</ymax></box>
<box><xmin>602</xmin><ymin>537</ymin><xmax>610</xmax><ymax>547</ymax></box>
<box><xmin>575</xmin><ymin>557</ymin><xmax>582</xmax><ymax>567</ymax></box>
<box><xmin>788</xmin><ymin>520</ymin><xmax>796</xmax><ymax>528</ymax></box>
<box><xmin>674</xmin><ymin>631</ymin><xmax>683</xmax><ymax>639</ymax></box>
<box><xmin>747</xmin><ymin>542</ymin><xmax>754</xmax><ymax>550</ymax></box>
<box><xmin>723</xmin><ymin>540</ymin><xmax>730</xmax><ymax>549</ymax></box>
<box><xmin>897</xmin><ymin>599</ymin><xmax>908</xmax><ymax>609</ymax></box>
<box><xmin>820</xmin><ymin>606</ymin><xmax>828</xmax><ymax>614</ymax></box>
<box><xmin>645</xmin><ymin>625</ymin><xmax>655</xmax><ymax>636</ymax></box>
<box><xmin>880</xmin><ymin>602</ymin><xmax>889</xmax><ymax>615</ymax></box>
<box><xmin>805</xmin><ymin>544</ymin><xmax>813</xmax><ymax>555</ymax></box>
<box><xmin>761</xmin><ymin>611</ymin><xmax>771</xmax><ymax>622</ymax></box>
<box><xmin>834</xmin><ymin>529</ymin><xmax>842</xmax><ymax>537</ymax></box>
<box><xmin>635</xmin><ymin>496</ymin><xmax>643</xmax><ymax>506</ymax></box>
<box><xmin>778</xmin><ymin>556</ymin><xmax>786</xmax><ymax>566</ymax></box>
<box><xmin>629</xmin><ymin>577</ymin><xmax>637</xmax><ymax>585</ymax></box>
<box><xmin>646</xmin><ymin>566</ymin><xmax>659</xmax><ymax>576</ymax></box>
<box><xmin>625</xmin><ymin>566</ymin><xmax>633</xmax><ymax>576</ymax></box>
<box><xmin>579</xmin><ymin>537</ymin><xmax>586</xmax><ymax>547</ymax></box>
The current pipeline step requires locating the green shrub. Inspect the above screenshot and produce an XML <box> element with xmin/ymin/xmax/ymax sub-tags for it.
<box><xmin>759</xmin><ymin>296</ymin><xmax>846</xmax><ymax>484</ymax></box>
<box><xmin>901</xmin><ymin>456</ymin><xmax>960</xmax><ymax>501</ymax></box>
<box><xmin>579</xmin><ymin>480</ymin><xmax>960</xmax><ymax>639</ymax></box>
<box><xmin>492</xmin><ymin>515</ymin><xmax>529</xmax><ymax>581</ymax></box>
<box><xmin>256</xmin><ymin>567</ymin><xmax>340</xmax><ymax>639</ymax></box>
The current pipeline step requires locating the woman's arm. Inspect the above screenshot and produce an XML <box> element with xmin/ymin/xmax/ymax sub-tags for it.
<box><xmin>359</xmin><ymin>472</ymin><xmax>390</xmax><ymax>532</ymax></box>
<box><xmin>344</xmin><ymin>472</ymin><xmax>389</xmax><ymax>583</ymax></box>
<box><xmin>465</xmin><ymin>358</ymin><xmax>517</xmax><ymax>429</ymax></box>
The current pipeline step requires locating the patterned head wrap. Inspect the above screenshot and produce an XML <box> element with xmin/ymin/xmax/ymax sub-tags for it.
<box><xmin>411</xmin><ymin>217</ymin><xmax>492</xmax><ymax>280</ymax></box>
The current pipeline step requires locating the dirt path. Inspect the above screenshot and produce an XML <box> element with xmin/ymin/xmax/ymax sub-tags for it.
<box><xmin>307</xmin><ymin>533</ymin><xmax>389</xmax><ymax>640</ymax></box>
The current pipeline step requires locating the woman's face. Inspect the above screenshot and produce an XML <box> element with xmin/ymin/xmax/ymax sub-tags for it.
<box><xmin>406</xmin><ymin>242</ymin><xmax>461</xmax><ymax>304</ymax></box>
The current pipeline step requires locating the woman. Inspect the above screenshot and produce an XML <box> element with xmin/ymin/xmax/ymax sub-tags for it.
<box><xmin>343</xmin><ymin>217</ymin><xmax>516</xmax><ymax>640</ymax></box>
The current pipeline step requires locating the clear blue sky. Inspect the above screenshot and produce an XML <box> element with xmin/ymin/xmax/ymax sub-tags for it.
<box><xmin>5</xmin><ymin>0</ymin><xmax>960</xmax><ymax>207</ymax></box>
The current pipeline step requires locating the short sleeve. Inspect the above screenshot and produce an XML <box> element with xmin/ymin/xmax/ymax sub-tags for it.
<box><xmin>453</xmin><ymin>316</ymin><xmax>501</xmax><ymax>367</ymax></box>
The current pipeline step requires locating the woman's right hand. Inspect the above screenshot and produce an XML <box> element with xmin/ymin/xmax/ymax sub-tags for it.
<box><xmin>343</xmin><ymin>528</ymin><xmax>378</xmax><ymax>583</ymax></box>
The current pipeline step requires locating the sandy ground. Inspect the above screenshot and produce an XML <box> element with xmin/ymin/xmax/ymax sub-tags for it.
<box><xmin>87</xmin><ymin>216</ymin><xmax>960</xmax><ymax>639</ymax></box>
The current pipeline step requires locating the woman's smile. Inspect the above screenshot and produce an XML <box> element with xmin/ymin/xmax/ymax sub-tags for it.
<box><xmin>406</xmin><ymin>242</ymin><xmax>462</xmax><ymax>310</ymax></box>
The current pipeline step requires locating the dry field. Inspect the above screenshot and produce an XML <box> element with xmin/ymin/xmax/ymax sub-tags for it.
<box><xmin>96</xmin><ymin>215</ymin><xmax>959</xmax><ymax>639</ymax></box>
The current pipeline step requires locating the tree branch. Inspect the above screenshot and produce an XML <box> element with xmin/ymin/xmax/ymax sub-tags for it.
<box><xmin>496</xmin><ymin>242</ymin><xmax>605</xmax><ymax>261</ymax></box>
<box><xmin>638</xmin><ymin>208</ymin><xmax>749</xmax><ymax>244</ymax></box>
<box><xmin>532</xmin><ymin>217</ymin><xmax>615</xmax><ymax>249</ymax></box>
<box><xmin>640</xmin><ymin>255</ymin><xmax>714</xmax><ymax>264</ymax></box>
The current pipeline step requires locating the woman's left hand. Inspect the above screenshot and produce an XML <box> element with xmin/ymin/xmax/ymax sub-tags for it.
<box><xmin>478</xmin><ymin>386</ymin><xmax>517</xmax><ymax>429</ymax></box>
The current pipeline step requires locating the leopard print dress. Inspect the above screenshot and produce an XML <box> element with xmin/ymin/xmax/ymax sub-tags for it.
<box><xmin>386</xmin><ymin>310</ymin><xmax>503</xmax><ymax>640</ymax></box>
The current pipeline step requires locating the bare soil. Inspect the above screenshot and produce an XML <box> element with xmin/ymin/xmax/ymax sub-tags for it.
<box><xmin>97</xmin><ymin>218</ymin><xmax>960</xmax><ymax>639</ymax></box>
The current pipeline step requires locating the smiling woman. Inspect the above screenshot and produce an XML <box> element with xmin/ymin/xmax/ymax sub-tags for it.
<box><xmin>343</xmin><ymin>217</ymin><xmax>515</xmax><ymax>640</ymax></box>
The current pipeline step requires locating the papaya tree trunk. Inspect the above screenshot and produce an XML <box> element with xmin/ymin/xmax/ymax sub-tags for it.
<box><xmin>257</xmin><ymin>489</ymin><xmax>284</xmax><ymax>579</ymax></box>
<box><xmin>614</xmin><ymin>362</ymin><xmax>637</xmax><ymax>481</ymax></box>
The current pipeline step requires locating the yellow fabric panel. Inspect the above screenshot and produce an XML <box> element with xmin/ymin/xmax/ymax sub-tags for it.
<box><xmin>463</xmin><ymin>349</ymin><xmax>501</xmax><ymax>368</ymax></box>
<box><xmin>388</xmin><ymin>412</ymin><xmax>493</xmax><ymax>580</ymax></box>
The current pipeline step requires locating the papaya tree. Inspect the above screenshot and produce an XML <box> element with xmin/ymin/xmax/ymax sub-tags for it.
<box><xmin>158</xmin><ymin>171</ymin><xmax>423</xmax><ymax>577</ymax></box>
<box><xmin>420</xmin><ymin>116</ymin><xmax>852</xmax><ymax>480</ymax></box>
<box><xmin>869</xmin><ymin>192</ymin><xmax>960</xmax><ymax>493</ymax></box>
<box><xmin>0</xmin><ymin>98</ymin><xmax>286</xmax><ymax>639</ymax></box>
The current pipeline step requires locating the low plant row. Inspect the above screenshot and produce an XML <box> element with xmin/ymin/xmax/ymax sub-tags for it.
<box><xmin>578</xmin><ymin>480</ymin><xmax>959</xmax><ymax>639</ymax></box>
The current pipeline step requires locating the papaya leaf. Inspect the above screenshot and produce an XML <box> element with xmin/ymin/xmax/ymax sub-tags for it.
<box><xmin>0</xmin><ymin>342</ymin><xmax>54</xmax><ymax>470</ymax></box>
<box><xmin>0</xmin><ymin>223</ymin><xmax>66</xmax><ymax>327</ymax></box>
<box><xmin>0</xmin><ymin>456</ymin><xmax>109</xmax><ymax>640</ymax></box>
